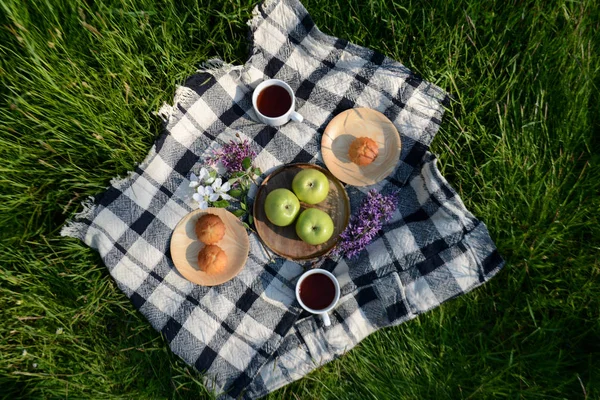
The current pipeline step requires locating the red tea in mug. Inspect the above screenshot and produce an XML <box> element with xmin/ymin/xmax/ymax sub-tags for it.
<box><xmin>256</xmin><ymin>85</ymin><xmax>292</xmax><ymax>117</ymax></box>
<box><xmin>299</xmin><ymin>273</ymin><xmax>335</xmax><ymax>310</ymax></box>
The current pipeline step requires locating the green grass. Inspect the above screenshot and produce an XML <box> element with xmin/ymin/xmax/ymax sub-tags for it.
<box><xmin>1</xmin><ymin>0</ymin><xmax>599</xmax><ymax>398</ymax></box>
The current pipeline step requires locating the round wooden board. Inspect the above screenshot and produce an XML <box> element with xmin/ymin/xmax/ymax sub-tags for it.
<box><xmin>170</xmin><ymin>208</ymin><xmax>250</xmax><ymax>286</ymax></box>
<box><xmin>321</xmin><ymin>108</ymin><xmax>401</xmax><ymax>186</ymax></box>
<box><xmin>253</xmin><ymin>164</ymin><xmax>350</xmax><ymax>261</ymax></box>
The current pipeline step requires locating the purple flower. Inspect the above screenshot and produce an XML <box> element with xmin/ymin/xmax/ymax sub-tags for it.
<box><xmin>207</xmin><ymin>135</ymin><xmax>257</xmax><ymax>173</ymax></box>
<box><xmin>333</xmin><ymin>190</ymin><xmax>399</xmax><ymax>259</ymax></box>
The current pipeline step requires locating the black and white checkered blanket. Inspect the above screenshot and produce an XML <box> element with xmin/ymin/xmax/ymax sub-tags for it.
<box><xmin>62</xmin><ymin>0</ymin><xmax>504</xmax><ymax>398</ymax></box>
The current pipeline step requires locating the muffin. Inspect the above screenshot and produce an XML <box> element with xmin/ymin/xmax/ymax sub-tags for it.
<box><xmin>348</xmin><ymin>137</ymin><xmax>379</xmax><ymax>166</ymax></box>
<box><xmin>197</xmin><ymin>244</ymin><xmax>228</xmax><ymax>274</ymax></box>
<box><xmin>195</xmin><ymin>214</ymin><xmax>226</xmax><ymax>244</ymax></box>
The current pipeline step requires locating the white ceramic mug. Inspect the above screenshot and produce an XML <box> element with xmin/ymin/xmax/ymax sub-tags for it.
<box><xmin>252</xmin><ymin>79</ymin><xmax>304</xmax><ymax>126</ymax></box>
<box><xmin>295</xmin><ymin>269</ymin><xmax>340</xmax><ymax>327</ymax></box>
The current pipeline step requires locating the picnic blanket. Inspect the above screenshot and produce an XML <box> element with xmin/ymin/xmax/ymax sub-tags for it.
<box><xmin>61</xmin><ymin>0</ymin><xmax>504</xmax><ymax>398</ymax></box>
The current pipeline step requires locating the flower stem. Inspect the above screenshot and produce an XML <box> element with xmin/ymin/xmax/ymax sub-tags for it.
<box><xmin>246</xmin><ymin>225</ymin><xmax>275</xmax><ymax>263</ymax></box>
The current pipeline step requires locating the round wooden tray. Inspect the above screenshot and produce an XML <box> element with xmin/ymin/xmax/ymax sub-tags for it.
<box><xmin>170</xmin><ymin>208</ymin><xmax>250</xmax><ymax>286</ymax></box>
<box><xmin>253</xmin><ymin>164</ymin><xmax>350</xmax><ymax>261</ymax></box>
<box><xmin>321</xmin><ymin>108</ymin><xmax>401</xmax><ymax>186</ymax></box>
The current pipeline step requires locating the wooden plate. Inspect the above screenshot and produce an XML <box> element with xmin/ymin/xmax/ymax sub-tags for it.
<box><xmin>170</xmin><ymin>208</ymin><xmax>250</xmax><ymax>286</ymax></box>
<box><xmin>253</xmin><ymin>164</ymin><xmax>350</xmax><ymax>261</ymax></box>
<box><xmin>321</xmin><ymin>108</ymin><xmax>401</xmax><ymax>186</ymax></box>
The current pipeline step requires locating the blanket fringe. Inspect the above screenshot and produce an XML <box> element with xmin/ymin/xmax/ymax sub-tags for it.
<box><xmin>198</xmin><ymin>58</ymin><xmax>226</xmax><ymax>72</ymax></box>
<box><xmin>156</xmin><ymin>102</ymin><xmax>173</xmax><ymax>122</ymax></box>
<box><xmin>110</xmin><ymin>169</ymin><xmax>137</xmax><ymax>189</ymax></box>
<box><xmin>155</xmin><ymin>59</ymin><xmax>229</xmax><ymax>123</ymax></box>
<box><xmin>248</xmin><ymin>0</ymin><xmax>273</xmax><ymax>32</ymax></box>
<box><xmin>60</xmin><ymin>196</ymin><xmax>97</xmax><ymax>239</ymax></box>
<box><xmin>156</xmin><ymin>57</ymin><xmax>249</xmax><ymax>123</ymax></box>
<box><xmin>155</xmin><ymin>85</ymin><xmax>197</xmax><ymax>123</ymax></box>
<box><xmin>62</xmin><ymin>162</ymin><xmax>146</xmax><ymax>240</ymax></box>
<box><xmin>198</xmin><ymin>58</ymin><xmax>244</xmax><ymax>80</ymax></box>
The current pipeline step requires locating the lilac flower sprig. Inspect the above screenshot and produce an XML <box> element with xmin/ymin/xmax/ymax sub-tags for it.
<box><xmin>333</xmin><ymin>190</ymin><xmax>399</xmax><ymax>259</ymax></box>
<box><xmin>207</xmin><ymin>134</ymin><xmax>257</xmax><ymax>174</ymax></box>
<box><xmin>205</xmin><ymin>134</ymin><xmax>261</xmax><ymax>224</ymax></box>
<box><xmin>197</xmin><ymin>134</ymin><xmax>264</xmax><ymax>226</ymax></box>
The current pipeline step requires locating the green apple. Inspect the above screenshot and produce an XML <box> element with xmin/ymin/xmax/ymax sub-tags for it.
<box><xmin>295</xmin><ymin>208</ymin><xmax>334</xmax><ymax>245</ymax></box>
<box><xmin>292</xmin><ymin>169</ymin><xmax>329</xmax><ymax>205</ymax></box>
<box><xmin>264</xmin><ymin>188</ymin><xmax>300</xmax><ymax>226</ymax></box>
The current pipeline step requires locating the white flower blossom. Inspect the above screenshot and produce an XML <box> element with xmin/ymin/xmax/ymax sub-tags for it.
<box><xmin>211</xmin><ymin>178</ymin><xmax>232</xmax><ymax>200</ymax></box>
<box><xmin>188</xmin><ymin>172</ymin><xmax>201</xmax><ymax>188</ymax></box>
<box><xmin>22</xmin><ymin>349</ymin><xmax>27</xmax><ymax>356</ymax></box>
<box><xmin>198</xmin><ymin>167</ymin><xmax>215</xmax><ymax>184</ymax></box>
<box><xmin>32</xmin><ymin>363</ymin><xmax>38</xmax><ymax>368</ymax></box>
<box><xmin>193</xmin><ymin>185</ymin><xmax>219</xmax><ymax>209</ymax></box>
<box><xmin>189</xmin><ymin>167</ymin><xmax>215</xmax><ymax>189</ymax></box>
<box><xmin>56</xmin><ymin>327</ymin><xmax>63</xmax><ymax>335</ymax></box>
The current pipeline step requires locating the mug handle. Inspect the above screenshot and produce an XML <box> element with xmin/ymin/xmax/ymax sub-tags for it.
<box><xmin>320</xmin><ymin>312</ymin><xmax>331</xmax><ymax>327</ymax></box>
<box><xmin>290</xmin><ymin>111</ymin><xmax>304</xmax><ymax>123</ymax></box>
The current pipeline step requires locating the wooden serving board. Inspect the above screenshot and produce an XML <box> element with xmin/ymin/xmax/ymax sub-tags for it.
<box><xmin>170</xmin><ymin>208</ymin><xmax>250</xmax><ymax>286</ymax></box>
<box><xmin>253</xmin><ymin>164</ymin><xmax>350</xmax><ymax>261</ymax></box>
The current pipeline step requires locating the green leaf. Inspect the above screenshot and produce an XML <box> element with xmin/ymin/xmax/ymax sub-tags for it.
<box><xmin>229</xmin><ymin>189</ymin><xmax>243</xmax><ymax>198</ymax></box>
<box><xmin>232</xmin><ymin>209</ymin><xmax>246</xmax><ymax>217</ymax></box>
<box><xmin>248</xmin><ymin>214</ymin><xmax>254</xmax><ymax>225</ymax></box>
<box><xmin>232</xmin><ymin>171</ymin><xmax>245</xmax><ymax>178</ymax></box>
<box><xmin>253</xmin><ymin>168</ymin><xmax>262</xmax><ymax>176</ymax></box>
<box><xmin>240</xmin><ymin>202</ymin><xmax>247</xmax><ymax>210</ymax></box>
<box><xmin>242</xmin><ymin>157</ymin><xmax>252</xmax><ymax>171</ymax></box>
<box><xmin>211</xmin><ymin>200</ymin><xmax>230</xmax><ymax>208</ymax></box>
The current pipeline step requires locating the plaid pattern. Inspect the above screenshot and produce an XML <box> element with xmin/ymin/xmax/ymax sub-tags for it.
<box><xmin>61</xmin><ymin>0</ymin><xmax>504</xmax><ymax>398</ymax></box>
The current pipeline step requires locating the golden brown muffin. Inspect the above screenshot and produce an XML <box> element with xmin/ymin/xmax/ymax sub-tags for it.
<box><xmin>348</xmin><ymin>137</ymin><xmax>379</xmax><ymax>166</ymax></box>
<box><xmin>195</xmin><ymin>214</ymin><xmax>226</xmax><ymax>244</ymax></box>
<box><xmin>197</xmin><ymin>244</ymin><xmax>228</xmax><ymax>274</ymax></box>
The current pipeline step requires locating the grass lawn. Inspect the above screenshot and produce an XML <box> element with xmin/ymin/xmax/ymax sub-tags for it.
<box><xmin>1</xmin><ymin>0</ymin><xmax>599</xmax><ymax>398</ymax></box>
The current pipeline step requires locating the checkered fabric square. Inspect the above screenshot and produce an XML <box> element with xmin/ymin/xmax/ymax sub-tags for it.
<box><xmin>62</xmin><ymin>0</ymin><xmax>504</xmax><ymax>398</ymax></box>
